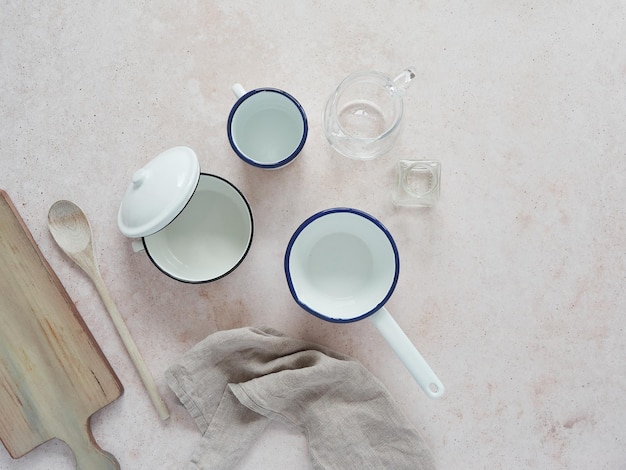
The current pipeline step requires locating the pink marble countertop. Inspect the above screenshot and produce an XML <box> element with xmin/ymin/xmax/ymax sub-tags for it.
<box><xmin>2</xmin><ymin>2</ymin><xmax>625</xmax><ymax>469</ymax></box>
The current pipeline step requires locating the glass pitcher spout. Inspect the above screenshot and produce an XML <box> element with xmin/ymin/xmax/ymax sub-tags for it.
<box><xmin>389</xmin><ymin>66</ymin><xmax>417</xmax><ymax>96</ymax></box>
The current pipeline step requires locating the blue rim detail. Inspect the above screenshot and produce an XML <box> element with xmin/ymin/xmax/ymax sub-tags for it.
<box><xmin>227</xmin><ymin>88</ymin><xmax>308</xmax><ymax>169</ymax></box>
<box><xmin>284</xmin><ymin>208</ymin><xmax>400</xmax><ymax>323</ymax></box>
<box><xmin>143</xmin><ymin>173</ymin><xmax>254</xmax><ymax>284</ymax></box>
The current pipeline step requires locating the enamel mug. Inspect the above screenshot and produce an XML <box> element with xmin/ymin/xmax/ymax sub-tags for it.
<box><xmin>117</xmin><ymin>146</ymin><xmax>253</xmax><ymax>283</ymax></box>
<box><xmin>227</xmin><ymin>84</ymin><xmax>308</xmax><ymax>169</ymax></box>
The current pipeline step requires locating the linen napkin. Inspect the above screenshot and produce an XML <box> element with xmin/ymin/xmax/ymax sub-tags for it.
<box><xmin>165</xmin><ymin>326</ymin><xmax>436</xmax><ymax>470</ymax></box>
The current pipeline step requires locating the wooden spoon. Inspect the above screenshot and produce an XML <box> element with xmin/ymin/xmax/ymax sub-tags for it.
<box><xmin>48</xmin><ymin>200</ymin><xmax>170</xmax><ymax>421</ymax></box>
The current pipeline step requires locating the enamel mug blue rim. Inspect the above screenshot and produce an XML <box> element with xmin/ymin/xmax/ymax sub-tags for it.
<box><xmin>284</xmin><ymin>207</ymin><xmax>400</xmax><ymax>323</ymax></box>
<box><xmin>227</xmin><ymin>87</ymin><xmax>308</xmax><ymax>169</ymax></box>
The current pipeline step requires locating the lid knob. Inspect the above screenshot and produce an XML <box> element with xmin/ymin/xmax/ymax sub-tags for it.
<box><xmin>132</xmin><ymin>169</ymin><xmax>148</xmax><ymax>188</ymax></box>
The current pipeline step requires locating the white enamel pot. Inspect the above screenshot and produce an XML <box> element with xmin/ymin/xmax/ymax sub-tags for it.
<box><xmin>118</xmin><ymin>146</ymin><xmax>253</xmax><ymax>283</ymax></box>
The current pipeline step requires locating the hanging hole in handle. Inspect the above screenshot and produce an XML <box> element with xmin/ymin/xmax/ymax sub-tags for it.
<box><xmin>429</xmin><ymin>383</ymin><xmax>439</xmax><ymax>394</ymax></box>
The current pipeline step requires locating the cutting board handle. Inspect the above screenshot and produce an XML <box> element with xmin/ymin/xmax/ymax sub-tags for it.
<box><xmin>62</xmin><ymin>425</ymin><xmax>120</xmax><ymax>470</ymax></box>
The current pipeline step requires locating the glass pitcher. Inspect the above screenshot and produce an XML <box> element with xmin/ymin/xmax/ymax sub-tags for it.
<box><xmin>323</xmin><ymin>66</ymin><xmax>416</xmax><ymax>160</ymax></box>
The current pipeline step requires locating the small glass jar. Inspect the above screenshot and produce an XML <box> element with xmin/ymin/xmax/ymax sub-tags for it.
<box><xmin>392</xmin><ymin>160</ymin><xmax>441</xmax><ymax>207</ymax></box>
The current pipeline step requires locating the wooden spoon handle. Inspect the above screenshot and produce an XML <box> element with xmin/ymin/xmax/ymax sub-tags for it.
<box><xmin>91</xmin><ymin>272</ymin><xmax>170</xmax><ymax>421</ymax></box>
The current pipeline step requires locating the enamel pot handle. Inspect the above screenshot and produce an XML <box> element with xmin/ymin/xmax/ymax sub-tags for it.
<box><xmin>369</xmin><ymin>307</ymin><xmax>445</xmax><ymax>399</ymax></box>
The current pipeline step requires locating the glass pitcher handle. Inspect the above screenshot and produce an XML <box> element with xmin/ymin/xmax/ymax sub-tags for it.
<box><xmin>392</xmin><ymin>66</ymin><xmax>417</xmax><ymax>95</ymax></box>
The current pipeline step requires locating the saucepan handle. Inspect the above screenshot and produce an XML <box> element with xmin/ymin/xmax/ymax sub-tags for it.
<box><xmin>369</xmin><ymin>307</ymin><xmax>445</xmax><ymax>399</ymax></box>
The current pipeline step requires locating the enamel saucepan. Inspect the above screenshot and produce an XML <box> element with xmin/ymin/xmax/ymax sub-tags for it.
<box><xmin>284</xmin><ymin>208</ymin><xmax>445</xmax><ymax>398</ymax></box>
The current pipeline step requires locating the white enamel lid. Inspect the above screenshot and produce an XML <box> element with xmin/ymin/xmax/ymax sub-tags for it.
<box><xmin>117</xmin><ymin>146</ymin><xmax>200</xmax><ymax>238</ymax></box>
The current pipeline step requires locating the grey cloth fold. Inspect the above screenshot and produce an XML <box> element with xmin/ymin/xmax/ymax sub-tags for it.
<box><xmin>165</xmin><ymin>326</ymin><xmax>436</xmax><ymax>470</ymax></box>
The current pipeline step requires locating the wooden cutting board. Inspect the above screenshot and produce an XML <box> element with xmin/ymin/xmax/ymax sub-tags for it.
<box><xmin>0</xmin><ymin>190</ymin><xmax>123</xmax><ymax>469</ymax></box>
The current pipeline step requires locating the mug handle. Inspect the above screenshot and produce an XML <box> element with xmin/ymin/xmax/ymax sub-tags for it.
<box><xmin>232</xmin><ymin>83</ymin><xmax>246</xmax><ymax>99</ymax></box>
<box><xmin>369</xmin><ymin>307</ymin><xmax>445</xmax><ymax>399</ymax></box>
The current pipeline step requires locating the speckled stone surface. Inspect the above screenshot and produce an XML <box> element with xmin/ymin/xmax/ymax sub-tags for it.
<box><xmin>1</xmin><ymin>2</ymin><xmax>625</xmax><ymax>469</ymax></box>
